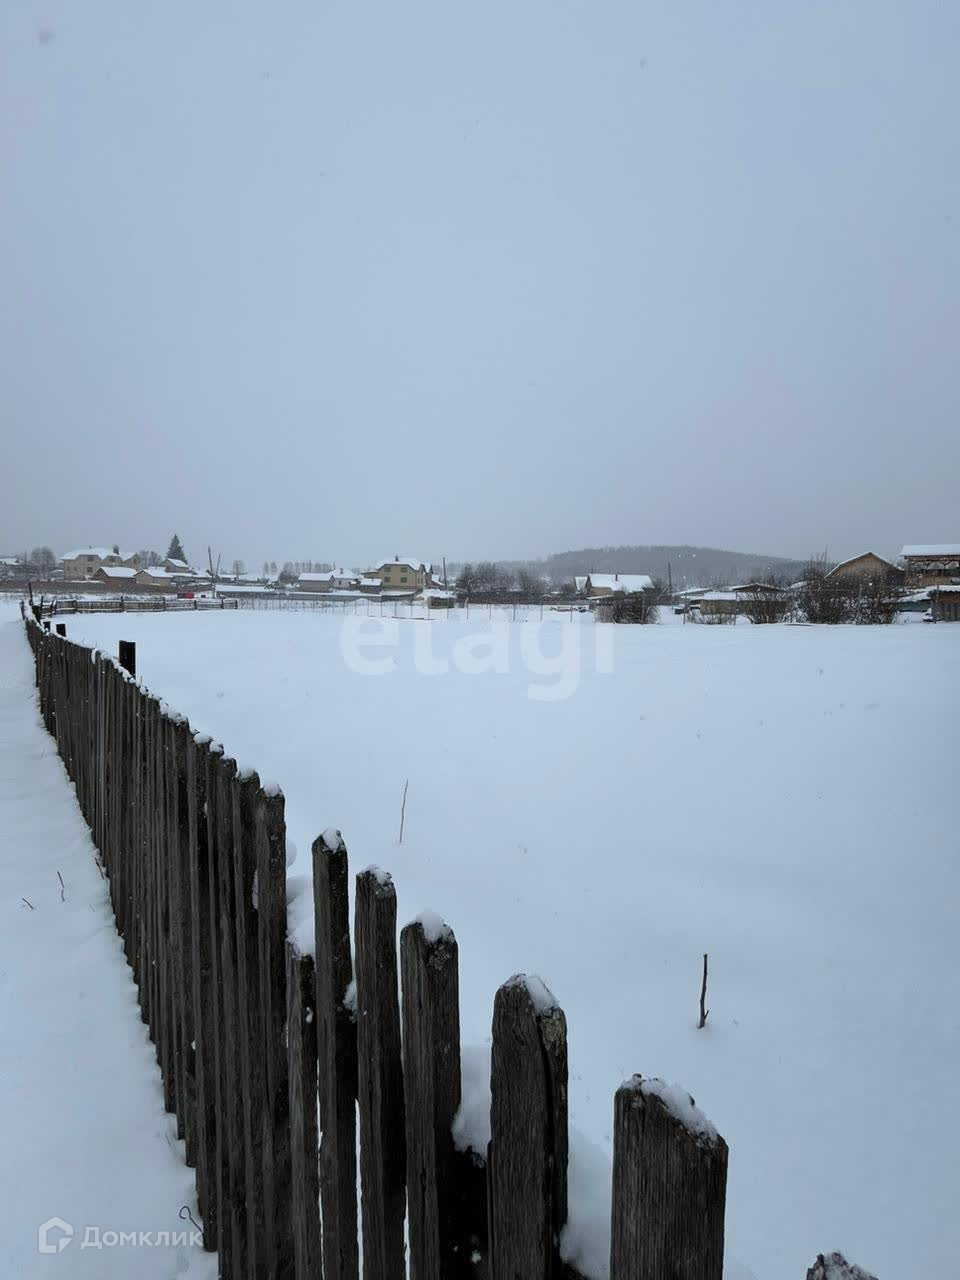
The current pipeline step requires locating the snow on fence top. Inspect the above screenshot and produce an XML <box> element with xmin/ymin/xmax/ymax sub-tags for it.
<box><xmin>503</xmin><ymin>972</ymin><xmax>561</xmax><ymax>1014</ymax></box>
<box><xmin>361</xmin><ymin>863</ymin><xmax>394</xmax><ymax>888</ymax></box>
<box><xmin>412</xmin><ymin>909</ymin><xmax>454</xmax><ymax>945</ymax></box>
<box><xmin>622</xmin><ymin>1075</ymin><xmax>721</xmax><ymax>1144</ymax></box>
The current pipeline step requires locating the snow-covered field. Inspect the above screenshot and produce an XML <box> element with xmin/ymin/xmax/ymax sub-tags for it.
<box><xmin>4</xmin><ymin>606</ymin><xmax>958</xmax><ymax>1277</ymax></box>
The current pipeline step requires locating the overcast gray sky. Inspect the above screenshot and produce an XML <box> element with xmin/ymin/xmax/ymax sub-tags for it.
<box><xmin>2</xmin><ymin>1</ymin><xmax>957</xmax><ymax>568</ymax></box>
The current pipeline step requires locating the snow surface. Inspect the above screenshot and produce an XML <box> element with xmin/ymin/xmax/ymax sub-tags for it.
<box><xmin>0</xmin><ymin>614</ymin><xmax>216</xmax><ymax>1278</ymax></box>
<box><xmin>20</xmin><ymin>607</ymin><xmax>960</xmax><ymax>1279</ymax></box>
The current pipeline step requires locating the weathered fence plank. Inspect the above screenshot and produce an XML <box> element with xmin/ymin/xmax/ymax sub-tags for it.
<box><xmin>312</xmin><ymin>829</ymin><xmax>359</xmax><ymax>1280</ymax></box>
<box><xmin>400</xmin><ymin>916</ymin><xmax>467</xmax><ymax>1280</ymax></box>
<box><xmin>233</xmin><ymin>767</ymin><xmax>267</xmax><ymax>1278</ymax></box>
<box><xmin>355</xmin><ymin>866</ymin><xmax>406</xmax><ymax>1280</ymax></box>
<box><xmin>118</xmin><ymin>638</ymin><xmax>136</xmax><ymax>676</ymax></box>
<box><xmin>287</xmin><ymin>944</ymin><xmax>322</xmax><ymax>1280</ymax></box>
<box><xmin>214</xmin><ymin>756</ymin><xmax>242</xmax><ymax>1273</ymax></box>
<box><xmin>255</xmin><ymin>785</ymin><xmax>293</xmax><ymax>1279</ymax></box>
<box><xmin>488</xmin><ymin>975</ymin><xmax>568</xmax><ymax>1280</ymax></box>
<box><xmin>609</xmin><ymin>1076</ymin><xmax>728</xmax><ymax>1280</ymax></box>
<box><xmin>188</xmin><ymin>735</ymin><xmax>218</xmax><ymax>1251</ymax></box>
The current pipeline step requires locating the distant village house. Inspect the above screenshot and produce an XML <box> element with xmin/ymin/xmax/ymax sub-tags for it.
<box><xmin>825</xmin><ymin>552</ymin><xmax>902</xmax><ymax>581</ymax></box>
<box><xmin>61</xmin><ymin>546</ymin><xmax>140</xmax><ymax>580</ymax></box>
<box><xmin>368</xmin><ymin>557</ymin><xmax>439</xmax><ymax>592</ymax></box>
<box><xmin>298</xmin><ymin>568</ymin><xmax>361</xmax><ymax>593</ymax></box>
<box><xmin>900</xmin><ymin>544</ymin><xmax>960</xmax><ymax>588</ymax></box>
<box><xmin>584</xmin><ymin>573</ymin><xmax>653</xmax><ymax>597</ymax></box>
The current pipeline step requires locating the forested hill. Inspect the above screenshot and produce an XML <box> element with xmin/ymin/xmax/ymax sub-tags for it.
<box><xmin>542</xmin><ymin>544</ymin><xmax>807</xmax><ymax>586</ymax></box>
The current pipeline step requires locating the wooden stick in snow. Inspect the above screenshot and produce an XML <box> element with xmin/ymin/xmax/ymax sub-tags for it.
<box><xmin>698</xmin><ymin>953</ymin><xmax>709</xmax><ymax>1029</ymax></box>
<box><xmin>398</xmin><ymin>779</ymin><xmax>409</xmax><ymax>844</ymax></box>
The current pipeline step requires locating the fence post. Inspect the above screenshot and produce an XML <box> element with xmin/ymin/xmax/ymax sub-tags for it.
<box><xmin>488</xmin><ymin>975</ymin><xmax>568</xmax><ymax>1280</ymax></box>
<box><xmin>225</xmin><ymin>769</ymin><xmax>264</xmax><ymax>1276</ymax></box>
<box><xmin>355</xmin><ymin>867</ymin><xmax>406</xmax><ymax>1280</ymax></box>
<box><xmin>214</xmin><ymin>755</ymin><xmax>244</xmax><ymax>1272</ymax></box>
<box><xmin>400</xmin><ymin>917</ymin><xmax>470</xmax><ymax>1280</ymax></box>
<box><xmin>172</xmin><ymin>718</ymin><xmax>198</xmax><ymax>1166</ymax></box>
<box><xmin>312</xmin><ymin>829</ymin><xmax>359</xmax><ymax>1280</ymax></box>
<box><xmin>609</xmin><ymin>1076</ymin><xmax>728</xmax><ymax>1280</ymax></box>
<box><xmin>287</xmin><ymin>945</ymin><xmax>322</xmax><ymax>1280</ymax></box>
<box><xmin>256</xmin><ymin>784</ymin><xmax>293</xmax><ymax>1278</ymax></box>
<box><xmin>118</xmin><ymin>639</ymin><xmax>136</xmax><ymax>677</ymax></box>
<box><xmin>187</xmin><ymin>736</ymin><xmax>219</xmax><ymax>1251</ymax></box>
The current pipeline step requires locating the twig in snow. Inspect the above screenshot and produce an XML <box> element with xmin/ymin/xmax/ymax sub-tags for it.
<box><xmin>22</xmin><ymin>898</ymin><xmax>35</xmax><ymax>910</ymax></box>
<box><xmin>398</xmin><ymin>778</ymin><xmax>409</xmax><ymax>844</ymax></box>
<box><xmin>179</xmin><ymin>1205</ymin><xmax>202</xmax><ymax>1233</ymax></box>
<box><xmin>57</xmin><ymin>871</ymin><xmax>65</xmax><ymax>902</ymax></box>
<box><xmin>698</xmin><ymin>952</ymin><xmax>709</xmax><ymax>1029</ymax></box>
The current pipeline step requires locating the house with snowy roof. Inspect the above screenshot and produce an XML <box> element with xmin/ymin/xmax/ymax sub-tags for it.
<box><xmin>825</xmin><ymin>552</ymin><xmax>902</xmax><ymax>582</ymax></box>
<box><xmin>900</xmin><ymin>544</ymin><xmax>960</xmax><ymax>588</ymax></box>
<box><xmin>0</xmin><ymin>556</ymin><xmax>25</xmax><ymax>580</ymax></box>
<box><xmin>585</xmin><ymin>572</ymin><xmax>653</xmax><ymax>597</ymax></box>
<box><xmin>136</xmin><ymin>568</ymin><xmax>179</xmax><ymax>589</ymax></box>
<box><xmin>298</xmin><ymin>568</ymin><xmax>361</xmax><ymax>593</ymax></box>
<box><xmin>161</xmin><ymin>557</ymin><xmax>196</xmax><ymax>576</ymax></box>
<box><xmin>61</xmin><ymin>546</ymin><xmax>140</xmax><ymax>580</ymax></box>
<box><xmin>93</xmin><ymin>565</ymin><xmax>139</xmax><ymax>588</ymax></box>
<box><xmin>367</xmin><ymin>557</ymin><xmax>440</xmax><ymax>592</ymax></box>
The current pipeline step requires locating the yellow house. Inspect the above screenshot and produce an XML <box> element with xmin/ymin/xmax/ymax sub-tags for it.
<box><xmin>61</xmin><ymin>546</ymin><xmax>141</xmax><ymax>580</ymax></box>
<box><xmin>368</xmin><ymin>557</ymin><xmax>437</xmax><ymax>592</ymax></box>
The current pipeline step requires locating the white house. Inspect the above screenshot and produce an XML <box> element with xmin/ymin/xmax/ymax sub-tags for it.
<box><xmin>585</xmin><ymin>573</ymin><xmax>653</xmax><ymax>597</ymax></box>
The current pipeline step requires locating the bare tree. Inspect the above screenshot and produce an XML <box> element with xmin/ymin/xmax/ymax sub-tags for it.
<box><xmin>515</xmin><ymin>567</ymin><xmax>544</xmax><ymax>601</ymax></box>
<box><xmin>797</xmin><ymin>556</ymin><xmax>901</xmax><ymax>624</ymax></box>
<box><xmin>231</xmin><ymin>559</ymin><xmax>246</xmax><ymax>578</ymax></box>
<box><xmin>456</xmin><ymin>562</ymin><xmax>479</xmax><ymax>595</ymax></box>
<box><xmin>796</xmin><ymin>555</ymin><xmax>853</xmax><ymax>623</ymax></box>
<box><xmin>606</xmin><ymin>590</ymin><xmax>658</xmax><ymax>624</ymax></box>
<box><xmin>851</xmin><ymin>568</ymin><xmax>902</xmax><ymax>624</ymax></box>
<box><xmin>741</xmin><ymin>587</ymin><xmax>792</xmax><ymax>624</ymax></box>
<box><xmin>30</xmin><ymin>546</ymin><xmax>57</xmax><ymax>575</ymax></box>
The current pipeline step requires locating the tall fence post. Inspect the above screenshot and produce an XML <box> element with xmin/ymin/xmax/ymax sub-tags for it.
<box><xmin>609</xmin><ymin>1077</ymin><xmax>728</xmax><ymax>1280</ymax></box>
<box><xmin>215</xmin><ymin>755</ymin><xmax>243</xmax><ymax>1273</ymax></box>
<box><xmin>118</xmin><ymin>639</ymin><xmax>136</xmax><ymax>677</ymax></box>
<box><xmin>256</xmin><ymin>784</ymin><xmax>293</xmax><ymax>1278</ymax></box>
<box><xmin>355</xmin><ymin>867</ymin><xmax>406</xmax><ymax>1280</ymax></box>
<box><xmin>188</xmin><ymin>735</ymin><xmax>219</xmax><ymax>1252</ymax></box>
<box><xmin>286</xmin><ymin>945</ymin><xmax>321</xmax><ymax>1280</ymax></box>
<box><xmin>400</xmin><ymin>916</ymin><xmax>469</xmax><ymax>1280</ymax></box>
<box><xmin>312</xmin><ymin>829</ymin><xmax>359</xmax><ymax>1280</ymax></box>
<box><xmin>488</xmin><ymin>975</ymin><xmax>568</xmax><ymax>1280</ymax></box>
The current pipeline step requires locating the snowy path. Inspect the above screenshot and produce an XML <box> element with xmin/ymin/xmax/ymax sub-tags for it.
<box><xmin>0</xmin><ymin>617</ymin><xmax>217</xmax><ymax>1278</ymax></box>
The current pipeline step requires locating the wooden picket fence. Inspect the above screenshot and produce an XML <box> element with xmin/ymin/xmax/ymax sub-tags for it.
<box><xmin>25</xmin><ymin>613</ymin><xmax>729</xmax><ymax>1280</ymax></box>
